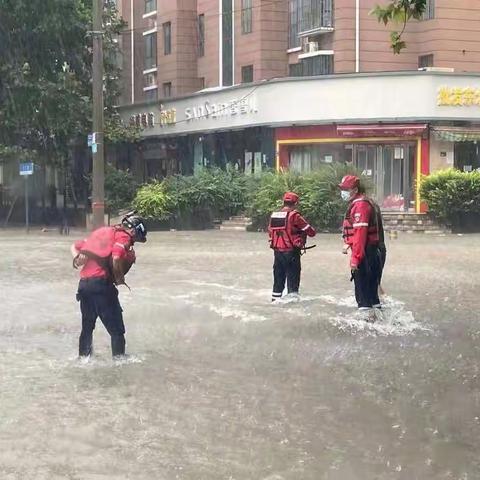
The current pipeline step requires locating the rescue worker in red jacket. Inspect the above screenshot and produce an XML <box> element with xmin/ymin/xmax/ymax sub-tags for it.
<box><xmin>268</xmin><ymin>192</ymin><xmax>316</xmax><ymax>301</ymax></box>
<box><xmin>339</xmin><ymin>175</ymin><xmax>384</xmax><ymax>313</ymax></box>
<box><xmin>70</xmin><ymin>212</ymin><xmax>147</xmax><ymax>359</ymax></box>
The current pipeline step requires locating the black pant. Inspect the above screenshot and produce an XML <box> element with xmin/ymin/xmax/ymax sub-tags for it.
<box><xmin>77</xmin><ymin>278</ymin><xmax>126</xmax><ymax>357</ymax></box>
<box><xmin>272</xmin><ymin>249</ymin><xmax>301</xmax><ymax>298</ymax></box>
<box><xmin>378</xmin><ymin>244</ymin><xmax>387</xmax><ymax>284</ymax></box>
<box><xmin>353</xmin><ymin>245</ymin><xmax>382</xmax><ymax>309</ymax></box>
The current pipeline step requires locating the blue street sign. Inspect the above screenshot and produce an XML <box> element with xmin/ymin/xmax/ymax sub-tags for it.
<box><xmin>87</xmin><ymin>134</ymin><xmax>93</xmax><ymax>147</ymax></box>
<box><xmin>19</xmin><ymin>162</ymin><xmax>34</xmax><ymax>176</ymax></box>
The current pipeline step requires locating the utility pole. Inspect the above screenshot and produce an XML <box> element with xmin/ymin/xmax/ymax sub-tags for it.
<box><xmin>91</xmin><ymin>0</ymin><xmax>105</xmax><ymax>229</ymax></box>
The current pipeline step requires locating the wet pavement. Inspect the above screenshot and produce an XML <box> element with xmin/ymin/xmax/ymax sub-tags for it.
<box><xmin>0</xmin><ymin>229</ymin><xmax>479</xmax><ymax>480</ymax></box>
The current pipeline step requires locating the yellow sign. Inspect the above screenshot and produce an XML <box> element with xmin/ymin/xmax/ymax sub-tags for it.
<box><xmin>437</xmin><ymin>86</ymin><xmax>480</xmax><ymax>106</ymax></box>
<box><xmin>159</xmin><ymin>105</ymin><xmax>176</xmax><ymax>126</ymax></box>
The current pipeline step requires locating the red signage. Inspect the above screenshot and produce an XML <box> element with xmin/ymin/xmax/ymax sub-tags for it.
<box><xmin>337</xmin><ymin>124</ymin><xmax>428</xmax><ymax>138</ymax></box>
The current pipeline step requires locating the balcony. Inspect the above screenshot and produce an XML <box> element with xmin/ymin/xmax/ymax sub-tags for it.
<box><xmin>297</xmin><ymin>0</ymin><xmax>334</xmax><ymax>36</ymax></box>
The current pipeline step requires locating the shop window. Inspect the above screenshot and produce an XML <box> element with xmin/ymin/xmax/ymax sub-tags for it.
<box><xmin>144</xmin><ymin>33</ymin><xmax>157</xmax><ymax>69</ymax></box>
<box><xmin>198</xmin><ymin>14</ymin><xmax>205</xmax><ymax>57</ymax></box>
<box><xmin>163</xmin><ymin>22</ymin><xmax>172</xmax><ymax>55</ymax></box>
<box><xmin>145</xmin><ymin>0</ymin><xmax>156</xmax><ymax>14</ymax></box>
<box><xmin>241</xmin><ymin>65</ymin><xmax>254</xmax><ymax>83</ymax></box>
<box><xmin>242</xmin><ymin>0</ymin><xmax>253</xmax><ymax>34</ymax></box>
<box><xmin>289</xmin><ymin>144</ymin><xmax>352</xmax><ymax>173</ymax></box>
<box><xmin>418</xmin><ymin>54</ymin><xmax>434</xmax><ymax>69</ymax></box>
<box><xmin>422</xmin><ymin>0</ymin><xmax>435</xmax><ymax>20</ymax></box>
<box><xmin>163</xmin><ymin>82</ymin><xmax>172</xmax><ymax>98</ymax></box>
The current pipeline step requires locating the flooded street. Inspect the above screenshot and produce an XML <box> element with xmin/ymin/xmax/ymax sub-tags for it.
<box><xmin>0</xmin><ymin>230</ymin><xmax>479</xmax><ymax>480</ymax></box>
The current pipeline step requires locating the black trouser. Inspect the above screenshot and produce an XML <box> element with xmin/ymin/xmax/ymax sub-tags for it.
<box><xmin>378</xmin><ymin>244</ymin><xmax>387</xmax><ymax>284</ymax></box>
<box><xmin>353</xmin><ymin>244</ymin><xmax>382</xmax><ymax>309</ymax></box>
<box><xmin>272</xmin><ymin>249</ymin><xmax>301</xmax><ymax>298</ymax></box>
<box><xmin>77</xmin><ymin>278</ymin><xmax>126</xmax><ymax>357</ymax></box>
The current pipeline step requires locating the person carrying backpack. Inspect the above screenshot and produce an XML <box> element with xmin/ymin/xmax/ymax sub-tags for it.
<box><xmin>339</xmin><ymin>176</ymin><xmax>385</xmax><ymax>319</ymax></box>
<box><xmin>70</xmin><ymin>212</ymin><xmax>147</xmax><ymax>359</ymax></box>
<box><xmin>268</xmin><ymin>192</ymin><xmax>316</xmax><ymax>302</ymax></box>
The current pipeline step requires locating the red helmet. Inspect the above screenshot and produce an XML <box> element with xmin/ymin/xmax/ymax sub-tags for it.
<box><xmin>283</xmin><ymin>191</ymin><xmax>299</xmax><ymax>203</ymax></box>
<box><xmin>338</xmin><ymin>175</ymin><xmax>360</xmax><ymax>190</ymax></box>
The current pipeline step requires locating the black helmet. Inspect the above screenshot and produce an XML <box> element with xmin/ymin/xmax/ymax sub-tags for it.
<box><xmin>122</xmin><ymin>211</ymin><xmax>147</xmax><ymax>243</ymax></box>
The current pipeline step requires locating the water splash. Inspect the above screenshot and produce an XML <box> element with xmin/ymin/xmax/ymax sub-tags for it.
<box><xmin>70</xmin><ymin>354</ymin><xmax>144</xmax><ymax>368</ymax></box>
<box><xmin>330</xmin><ymin>305</ymin><xmax>430</xmax><ymax>336</ymax></box>
<box><xmin>208</xmin><ymin>305</ymin><xmax>267</xmax><ymax>323</ymax></box>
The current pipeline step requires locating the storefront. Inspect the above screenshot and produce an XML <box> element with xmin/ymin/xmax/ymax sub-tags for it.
<box><xmin>276</xmin><ymin>124</ymin><xmax>429</xmax><ymax>211</ymax></box>
<box><xmin>119</xmin><ymin>71</ymin><xmax>480</xmax><ymax>213</ymax></box>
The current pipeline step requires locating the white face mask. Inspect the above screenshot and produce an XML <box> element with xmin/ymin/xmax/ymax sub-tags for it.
<box><xmin>340</xmin><ymin>190</ymin><xmax>351</xmax><ymax>202</ymax></box>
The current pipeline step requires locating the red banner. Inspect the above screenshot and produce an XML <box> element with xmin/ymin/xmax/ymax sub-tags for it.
<box><xmin>337</xmin><ymin>124</ymin><xmax>428</xmax><ymax>138</ymax></box>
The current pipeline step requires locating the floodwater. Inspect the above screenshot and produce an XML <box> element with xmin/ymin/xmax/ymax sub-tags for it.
<box><xmin>0</xmin><ymin>229</ymin><xmax>479</xmax><ymax>480</ymax></box>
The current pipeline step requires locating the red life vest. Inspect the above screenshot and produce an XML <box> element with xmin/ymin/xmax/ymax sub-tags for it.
<box><xmin>269</xmin><ymin>210</ymin><xmax>306</xmax><ymax>250</ymax></box>
<box><xmin>342</xmin><ymin>198</ymin><xmax>381</xmax><ymax>246</ymax></box>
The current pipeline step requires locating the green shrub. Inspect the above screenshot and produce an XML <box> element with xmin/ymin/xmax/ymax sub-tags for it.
<box><xmin>95</xmin><ymin>164</ymin><xmax>138</xmax><ymax>214</ymax></box>
<box><xmin>420</xmin><ymin>169</ymin><xmax>480</xmax><ymax>224</ymax></box>
<box><xmin>133</xmin><ymin>181</ymin><xmax>173</xmax><ymax>220</ymax></box>
<box><xmin>248</xmin><ymin>164</ymin><xmax>368</xmax><ymax>231</ymax></box>
<box><xmin>133</xmin><ymin>164</ymin><xmax>368</xmax><ymax>231</ymax></box>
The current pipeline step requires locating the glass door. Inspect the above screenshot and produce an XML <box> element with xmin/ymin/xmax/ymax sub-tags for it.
<box><xmin>354</xmin><ymin>143</ymin><xmax>414</xmax><ymax>211</ymax></box>
<box><xmin>380</xmin><ymin>144</ymin><xmax>414</xmax><ymax>211</ymax></box>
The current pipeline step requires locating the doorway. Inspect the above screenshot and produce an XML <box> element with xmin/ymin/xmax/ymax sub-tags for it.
<box><xmin>354</xmin><ymin>143</ymin><xmax>415</xmax><ymax>211</ymax></box>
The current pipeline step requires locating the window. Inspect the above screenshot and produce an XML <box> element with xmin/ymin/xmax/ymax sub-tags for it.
<box><xmin>198</xmin><ymin>14</ymin><xmax>205</xmax><ymax>57</ymax></box>
<box><xmin>422</xmin><ymin>0</ymin><xmax>434</xmax><ymax>20</ymax></box>
<box><xmin>241</xmin><ymin>65</ymin><xmax>254</xmax><ymax>83</ymax></box>
<box><xmin>144</xmin><ymin>33</ymin><xmax>157</xmax><ymax>69</ymax></box>
<box><xmin>299</xmin><ymin>0</ymin><xmax>333</xmax><ymax>30</ymax></box>
<box><xmin>222</xmin><ymin>0</ymin><xmax>233</xmax><ymax>86</ymax></box>
<box><xmin>145</xmin><ymin>89</ymin><xmax>158</xmax><ymax>101</ymax></box>
<box><xmin>241</xmin><ymin>0</ymin><xmax>253</xmax><ymax>34</ymax></box>
<box><xmin>163</xmin><ymin>22</ymin><xmax>171</xmax><ymax>55</ymax></box>
<box><xmin>289</xmin><ymin>63</ymin><xmax>303</xmax><ymax>76</ymax></box>
<box><xmin>163</xmin><ymin>82</ymin><xmax>172</xmax><ymax>98</ymax></box>
<box><xmin>289</xmin><ymin>0</ymin><xmax>300</xmax><ymax>49</ymax></box>
<box><xmin>418</xmin><ymin>54</ymin><xmax>434</xmax><ymax>69</ymax></box>
<box><xmin>289</xmin><ymin>0</ymin><xmax>333</xmax><ymax>48</ymax></box>
<box><xmin>144</xmin><ymin>71</ymin><xmax>157</xmax><ymax>88</ymax></box>
<box><xmin>145</xmin><ymin>0</ymin><xmax>156</xmax><ymax>14</ymax></box>
<box><xmin>289</xmin><ymin>56</ymin><xmax>333</xmax><ymax>76</ymax></box>
<box><xmin>302</xmin><ymin>55</ymin><xmax>333</xmax><ymax>76</ymax></box>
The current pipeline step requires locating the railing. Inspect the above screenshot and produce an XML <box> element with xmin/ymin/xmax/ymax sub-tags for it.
<box><xmin>299</xmin><ymin>0</ymin><xmax>334</xmax><ymax>33</ymax></box>
<box><xmin>289</xmin><ymin>0</ymin><xmax>334</xmax><ymax>49</ymax></box>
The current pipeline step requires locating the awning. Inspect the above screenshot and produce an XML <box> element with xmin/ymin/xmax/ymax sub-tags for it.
<box><xmin>432</xmin><ymin>127</ymin><xmax>480</xmax><ymax>142</ymax></box>
<box><xmin>337</xmin><ymin>124</ymin><xmax>428</xmax><ymax>138</ymax></box>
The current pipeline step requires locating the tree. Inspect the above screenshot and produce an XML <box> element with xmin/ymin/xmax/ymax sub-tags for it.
<box><xmin>0</xmin><ymin>0</ymin><xmax>137</xmax><ymax>212</ymax></box>
<box><xmin>370</xmin><ymin>0</ymin><xmax>427</xmax><ymax>54</ymax></box>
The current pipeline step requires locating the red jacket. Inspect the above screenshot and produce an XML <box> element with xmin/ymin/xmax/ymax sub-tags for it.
<box><xmin>268</xmin><ymin>207</ymin><xmax>316</xmax><ymax>252</ymax></box>
<box><xmin>342</xmin><ymin>195</ymin><xmax>379</xmax><ymax>268</ymax></box>
<box><xmin>74</xmin><ymin>227</ymin><xmax>135</xmax><ymax>279</ymax></box>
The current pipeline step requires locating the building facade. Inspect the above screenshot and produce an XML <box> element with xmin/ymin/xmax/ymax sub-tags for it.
<box><xmin>120</xmin><ymin>72</ymin><xmax>480</xmax><ymax>212</ymax></box>
<box><xmin>114</xmin><ymin>1</ymin><xmax>480</xmax><ymax>213</ymax></box>
<box><xmin>118</xmin><ymin>0</ymin><xmax>480</xmax><ymax>104</ymax></box>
